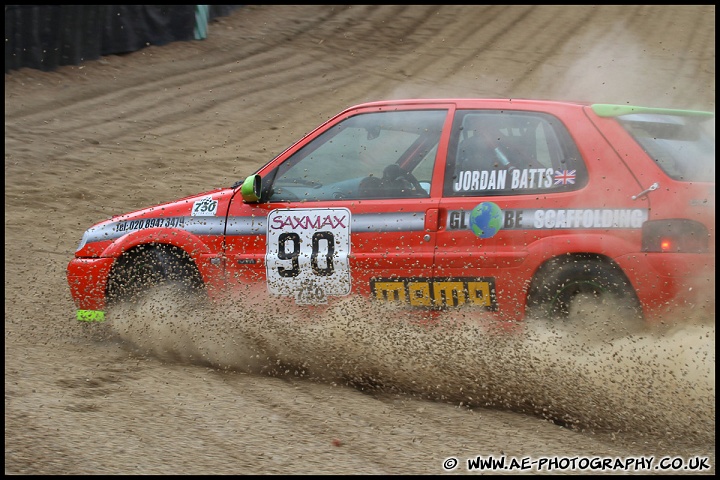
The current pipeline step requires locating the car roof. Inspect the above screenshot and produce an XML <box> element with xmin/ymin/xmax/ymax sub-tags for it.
<box><xmin>346</xmin><ymin>98</ymin><xmax>714</xmax><ymax>117</ymax></box>
<box><xmin>350</xmin><ymin>98</ymin><xmax>589</xmax><ymax>109</ymax></box>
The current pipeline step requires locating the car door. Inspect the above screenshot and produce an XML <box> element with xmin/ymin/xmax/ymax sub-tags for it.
<box><xmin>222</xmin><ymin>105</ymin><xmax>452</xmax><ymax>310</ymax></box>
<box><xmin>434</xmin><ymin>107</ymin><xmax>593</xmax><ymax>319</ymax></box>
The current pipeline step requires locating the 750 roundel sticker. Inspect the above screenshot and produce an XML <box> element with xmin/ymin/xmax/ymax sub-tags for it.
<box><xmin>266</xmin><ymin>208</ymin><xmax>351</xmax><ymax>304</ymax></box>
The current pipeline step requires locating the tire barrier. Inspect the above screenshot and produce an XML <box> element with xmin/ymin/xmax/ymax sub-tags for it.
<box><xmin>5</xmin><ymin>5</ymin><xmax>242</xmax><ymax>73</ymax></box>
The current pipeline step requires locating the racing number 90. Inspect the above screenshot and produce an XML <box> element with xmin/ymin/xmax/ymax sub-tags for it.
<box><xmin>277</xmin><ymin>231</ymin><xmax>335</xmax><ymax>277</ymax></box>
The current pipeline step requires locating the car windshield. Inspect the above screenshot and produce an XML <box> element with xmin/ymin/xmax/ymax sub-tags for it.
<box><xmin>617</xmin><ymin>113</ymin><xmax>715</xmax><ymax>182</ymax></box>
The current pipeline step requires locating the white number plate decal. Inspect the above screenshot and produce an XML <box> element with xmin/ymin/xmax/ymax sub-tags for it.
<box><xmin>191</xmin><ymin>196</ymin><xmax>218</xmax><ymax>216</ymax></box>
<box><xmin>266</xmin><ymin>208</ymin><xmax>351</xmax><ymax>304</ymax></box>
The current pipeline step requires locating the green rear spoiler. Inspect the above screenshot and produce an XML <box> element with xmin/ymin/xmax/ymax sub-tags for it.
<box><xmin>591</xmin><ymin>104</ymin><xmax>714</xmax><ymax>118</ymax></box>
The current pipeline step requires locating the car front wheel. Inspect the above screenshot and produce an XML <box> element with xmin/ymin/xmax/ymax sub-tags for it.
<box><xmin>106</xmin><ymin>244</ymin><xmax>206</xmax><ymax>311</ymax></box>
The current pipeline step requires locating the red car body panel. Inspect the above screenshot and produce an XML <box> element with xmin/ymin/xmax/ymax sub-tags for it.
<box><xmin>67</xmin><ymin>99</ymin><xmax>715</xmax><ymax>323</ymax></box>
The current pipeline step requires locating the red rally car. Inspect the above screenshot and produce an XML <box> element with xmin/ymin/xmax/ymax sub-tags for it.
<box><xmin>67</xmin><ymin>99</ymin><xmax>715</xmax><ymax>324</ymax></box>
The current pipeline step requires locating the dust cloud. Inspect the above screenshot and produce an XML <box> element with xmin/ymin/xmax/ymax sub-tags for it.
<box><xmin>108</xmin><ymin>288</ymin><xmax>715</xmax><ymax>444</ymax></box>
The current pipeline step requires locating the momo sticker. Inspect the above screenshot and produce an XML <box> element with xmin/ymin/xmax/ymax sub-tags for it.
<box><xmin>371</xmin><ymin>277</ymin><xmax>497</xmax><ymax>310</ymax></box>
<box><xmin>266</xmin><ymin>208</ymin><xmax>351</xmax><ymax>304</ymax></box>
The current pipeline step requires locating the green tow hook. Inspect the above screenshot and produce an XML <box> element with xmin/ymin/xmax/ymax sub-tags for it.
<box><xmin>77</xmin><ymin>310</ymin><xmax>105</xmax><ymax>322</ymax></box>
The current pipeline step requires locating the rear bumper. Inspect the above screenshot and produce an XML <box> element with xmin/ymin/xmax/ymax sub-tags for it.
<box><xmin>616</xmin><ymin>252</ymin><xmax>715</xmax><ymax>321</ymax></box>
<box><xmin>66</xmin><ymin>257</ymin><xmax>115</xmax><ymax>312</ymax></box>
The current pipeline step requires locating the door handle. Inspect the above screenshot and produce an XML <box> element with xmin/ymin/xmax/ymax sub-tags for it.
<box><xmin>424</xmin><ymin>208</ymin><xmax>439</xmax><ymax>232</ymax></box>
<box><xmin>632</xmin><ymin>182</ymin><xmax>659</xmax><ymax>200</ymax></box>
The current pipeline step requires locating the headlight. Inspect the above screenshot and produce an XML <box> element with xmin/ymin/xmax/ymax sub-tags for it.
<box><xmin>76</xmin><ymin>230</ymin><xmax>90</xmax><ymax>252</ymax></box>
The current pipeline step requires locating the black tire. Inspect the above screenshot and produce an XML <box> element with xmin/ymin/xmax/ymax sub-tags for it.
<box><xmin>106</xmin><ymin>244</ymin><xmax>205</xmax><ymax>309</ymax></box>
<box><xmin>526</xmin><ymin>257</ymin><xmax>643</xmax><ymax>322</ymax></box>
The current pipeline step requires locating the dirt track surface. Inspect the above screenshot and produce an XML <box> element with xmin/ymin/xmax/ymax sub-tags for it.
<box><xmin>5</xmin><ymin>5</ymin><xmax>715</xmax><ymax>475</ymax></box>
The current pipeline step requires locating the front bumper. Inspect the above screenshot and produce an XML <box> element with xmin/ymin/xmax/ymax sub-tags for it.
<box><xmin>66</xmin><ymin>257</ymin><xmax>115</xmax><ymax>317</ymax></box>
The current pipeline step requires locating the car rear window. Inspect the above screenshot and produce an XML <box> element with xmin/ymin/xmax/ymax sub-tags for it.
<box><xmin>617</xmin><ymin>113</ymin><xmax>715</xmax><ymax>182</ymax></box>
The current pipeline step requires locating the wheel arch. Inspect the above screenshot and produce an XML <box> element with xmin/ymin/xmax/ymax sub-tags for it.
<box><xmin>102</xmin><ymin>227</ymin><xmax>212</xmax><ymax>259</ymax></box>
<box><xmin>105</xmin><ymin>242</ymin><xmax>206</xmax><ymax>304</ymax></box>
<box><xmin>525</xmin><ymin>252</ymin><xmax>641</xmax><ymax>312</ymax></box>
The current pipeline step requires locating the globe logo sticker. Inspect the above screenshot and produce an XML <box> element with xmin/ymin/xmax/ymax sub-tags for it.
<box><xmin>469</xmin><ymin>201</ymin><xmax>503</xmax><ymax>238</ymax></box>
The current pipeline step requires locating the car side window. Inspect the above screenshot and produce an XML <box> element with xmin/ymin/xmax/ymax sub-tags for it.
<box><xmin>444</xmin><ymin>110</ymin><xmax>587</xmax><ymax>196</ymax></box>
<box><xmin>267</xmin><ymin>110</ymin><xmax>446</xmax><ymax>202</ymax></box>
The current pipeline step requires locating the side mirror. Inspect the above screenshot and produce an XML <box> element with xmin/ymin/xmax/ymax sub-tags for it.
<box><xmin>240</xmin><ymin>174</ymin><xmax>261</xmax><ymax>203</ymax></box>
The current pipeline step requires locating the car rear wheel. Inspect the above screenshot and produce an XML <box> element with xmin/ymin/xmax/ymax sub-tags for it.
<box><xmin>526</xmin><ymin>257</ymin><xmax>643</xmax><ymax>323</ymax></box>
<box><xmin>106</xmin><ymin>244</ymin><xmax>205</xmax><ymax>311</ymax></box>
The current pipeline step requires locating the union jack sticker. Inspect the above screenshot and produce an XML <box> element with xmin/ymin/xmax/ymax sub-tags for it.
<box><xmin>554</xmin><ymin>169</ymin><xmax>576</xmax><ymax>185</ymax></box>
